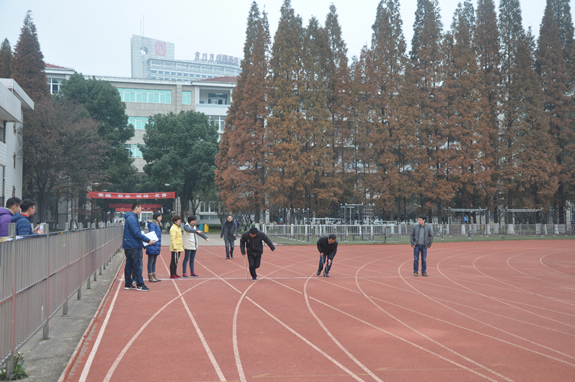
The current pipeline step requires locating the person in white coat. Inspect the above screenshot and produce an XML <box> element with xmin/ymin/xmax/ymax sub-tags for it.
<box><xmin>182</xmin><ymin>215</ymin><xmax>209</xmax><ymax>277</ymax></box>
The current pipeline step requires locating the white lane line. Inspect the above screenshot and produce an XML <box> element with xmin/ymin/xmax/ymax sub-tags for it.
<box><xmin>78</xmin><ymin>279</ymin><xmax>123</xmax><ymax>382</ymax></box>
<box><xmin>540</xmin><ymin>253</ymin><xmax>575</xmax><ymax>278</ymax></box>
<box><xmin>172</xmin><ymin>280</ymin><xmax>226</xmax><ymax>381</ymax></box>
<box><xmin>198</xmin><ymin>249</ymin><xmax>368</xmax><ymax>382</ymax></box>
<box><xmin>101</xmin><ymin>255</ymin><xmax>216</xmax><ymax>382</ymax></box>
<box><xmin>303</xmin><ymin>273</ymin><xmax>385</xmax><ymax>382</ymax></box>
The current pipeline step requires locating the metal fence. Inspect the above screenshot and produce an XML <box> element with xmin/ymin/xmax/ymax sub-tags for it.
<box><xmin>0</xmin><ymin>223</ymin><xmax>123</xmax><ymax>376</ymax></box>
<box><xmin>262</xmin><ymin>223</ymin><xmax>575</xmax><ymax>245</ymax></box>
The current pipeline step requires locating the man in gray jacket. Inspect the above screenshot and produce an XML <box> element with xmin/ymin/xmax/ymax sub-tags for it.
<box><xmin>220</xmin><ymin>215</ymin><xmax>238</xmax><ymax>259</ymax></box>
<box><xmin>410</xmin><ymin>214</ymin><xmax>433</xmax><ymax>277</ymax></box>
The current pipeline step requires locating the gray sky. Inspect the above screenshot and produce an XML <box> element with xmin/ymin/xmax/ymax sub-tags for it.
<box><xmin>0</xmin><ymin>0</ymin><xmax>565</xmax><ymax>78</ymax></box>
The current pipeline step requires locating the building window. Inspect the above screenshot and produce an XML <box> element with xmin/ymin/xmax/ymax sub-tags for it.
<box><xmin>124</xmin><ymin>144</ymin><xmax>143</xmax><ymax>158</ymax></box>
<box><xmin>208</xmin><ymin>115</ymin><xmax>225</xmax><ymax>133</ymax></box>
<box><xmin>0</xmin><ymin>121</ymin><xmax>6</xmax><ymax>143</ymax></box>
<box><xmin>47</xmin><ymin>78</ymin><xmax>60</xmax><ymax>94</ymax></box>
<box><xmin>128</xmin><ymin>116</ymin><xmax>148</xmax><ymax>130</ymax></box>
<box><xmin>208</xmin><ymin>93</ymin><xmax>228</xmax><ymax>105</ymax></box>
<box><xmin>13</xmin><ymin>153</ymin><xmax>16</xmax><ymax>168</ymax></box>
<box><xmin>182</xmin><ymin>91</ymin><xmax>192</xmax><ymax>105</ymax></box>
<box><xmin>117</xmin><ymin>88</ymin><xmax>171</xmax><ymax>104</ymax></box>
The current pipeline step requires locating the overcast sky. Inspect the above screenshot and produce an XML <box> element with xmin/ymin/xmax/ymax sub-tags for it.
<box><xmin>0</xmin><ymin>0</ymin><xmax>567</xmax><ymax>78</ymax></box>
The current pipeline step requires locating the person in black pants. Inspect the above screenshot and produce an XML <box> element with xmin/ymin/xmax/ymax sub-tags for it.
<box><xmin>317</xmin><ymin>234</ymin><xmax>338</xmax><ymax>277</ymax></box>
<box><xmin>240</xmin><ymin>227</ymin><xmax>275</xmax><ymax>281</ymax></box>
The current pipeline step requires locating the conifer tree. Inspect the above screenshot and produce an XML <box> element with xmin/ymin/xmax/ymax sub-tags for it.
<box><xmin>409</xmin><ymin>0</ymin><xmax>447</xmax><ymax>219</ymax></box>
<box><xmin>266</xmin><ymin>0</ymin><xmax>305</xmax><ymax>215</ymax></box>
<box><xmin>445</xmin><ymin>1</ymin><xmax>493</xmax><ymax>210</ymax></box>
<box><xmin>11</xmin><ymin>11</ymin><xmax>49</xmax><ymax>101</ymax></box>
<box><xmin>549</xmin><ymin>0</ymin><xmax>574</xmax><ymax>70</ymax></box>
<box><xmin>368</xmin><ymin>0</ymin><xmax>409</xmax><ymax>217</ymax></box>
<box><xmin>216</xmin><ymin>2</ymin><xmax>271</xmax><ymax>222</ymax></box>
<box><xmin>474</xmin><ymin>0</ymin><xmax>500</xmax><ymax>215</ymax></box>
<box><xmin>0</xmin><ymin>39</ymin><xmax>11</xmax><ymax>78</ymax></box>
<box><xmin>499</xmin><ymin>33</ymin><xmax>559</xmax><ymax>209</ymax></box>
<box><xmin>325</xmin><ymin>4</ymin><xmax>353</xmax><ymax>212</ymax></box>
<box><xmin>300</xmin><ymin>17</ymin><xmax>338</xmax><ymax>214</ymax></box>
<box><xmin>536</xmin><ymin>0</ymin><xmax>574</xmax><ymax>217</ymax></box>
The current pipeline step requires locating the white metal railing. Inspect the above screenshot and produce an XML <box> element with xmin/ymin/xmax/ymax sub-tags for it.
<box><xmin>262</xmin><ymin>223</ymin><xmax>575</xmax><ymax>245</ymax></box>
<box><xmin>0</xmin><ymin>223</ymin><xmax>123</xmax><ymax>376</ymax></box>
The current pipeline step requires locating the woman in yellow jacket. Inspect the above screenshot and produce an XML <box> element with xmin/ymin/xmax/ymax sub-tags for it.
<box><xmin>169</xmin><ymin>215</ymin><xmax>183</xmax><ymax>279</ymax></box>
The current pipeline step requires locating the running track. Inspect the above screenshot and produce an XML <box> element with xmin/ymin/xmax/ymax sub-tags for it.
<box><xmin>61</xmin><ymin>241</ymin><xmax>574</xmax><ymax>382</ymax></box>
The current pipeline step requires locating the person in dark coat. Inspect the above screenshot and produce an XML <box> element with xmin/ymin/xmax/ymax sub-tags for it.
<box><xmin>410</xmin><ymin>214</ymin><xmax>433</xmax><ymax>277</ymax></box>
<box><xmin>220</xmin><ymin>215</ymin><xmax>238</xmax><ymax>259</ymax></box>
<box><xmin>11</xmin><ymin>199</ymin><xmax>40</xmax><ymax>236</ymax></box>
<box><xmin>240</xmin><ymin>227</ymin><xmax>275</xmax><ymax>281</ymax></box>
<box><xmin>0</xmin><ymin>197</ymin><xmax>21</xmax><ymax>237</ymax></box>
<box><xmin>316</xmin><ymin>234</ymin><xmax>338</xmax><ymax>277</ymax></box>
<box><xmin>123</xmin><ymin>203</ymin><xmax>155</xmax><ymax>291</ymax></box>
<box><xmin>145</xmin><ymin>212</ymin><xmax>163</xmax><ymax>282</ymax></box>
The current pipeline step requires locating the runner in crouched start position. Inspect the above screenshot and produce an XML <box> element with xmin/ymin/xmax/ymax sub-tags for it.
<box><xmin>316</xmin><ymin>234</ymin><xmax>338</xmax><ymax>277</ymax></box>
<box><xmin>240</xmin><ymin>227</ymin><xmax>275</xmax><ymax>281</ymax></box>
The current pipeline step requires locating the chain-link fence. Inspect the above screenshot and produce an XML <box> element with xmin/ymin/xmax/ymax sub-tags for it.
<box><xmin>0</xmin><ymin>223</ymin><xmax>123</xmax><ymax>376</ymax></box>
<box><xmin>262</xmin><ymin>222</ymin><xmax>575</xmax><ymax>245</ymax></box>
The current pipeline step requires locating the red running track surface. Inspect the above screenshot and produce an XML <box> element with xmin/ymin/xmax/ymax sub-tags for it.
<box><xmin>62</xmin><ymin>241</ymin><xmax>575</xmax><ymax>382</ymax></box>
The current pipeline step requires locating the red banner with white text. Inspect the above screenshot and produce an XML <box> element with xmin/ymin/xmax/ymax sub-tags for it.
<box><xmin>88</xmin><ymin>192</ymin><xmax>175</xmax><ymax>199</ymax></box>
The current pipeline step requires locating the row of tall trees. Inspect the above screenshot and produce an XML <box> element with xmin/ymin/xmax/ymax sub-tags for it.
<box><xmin>217</xmin><ymin>0</ymin><xmax>575</xmax><ymax>222</ymax></box>
<box><xmin>3</xmin><ymin>11</ymin><xmax>135</xmax><ymax>222</ymax></box>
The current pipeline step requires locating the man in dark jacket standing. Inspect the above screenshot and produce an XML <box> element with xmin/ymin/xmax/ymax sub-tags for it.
<box><xmin>317</xmin><ymin>234</ymin><xmax>338</xmax><ymax>277</ymax></box>
<box><xmin>240</xmin><ymin>227</ymin><xmax>275</xmax><ymax>281</ymax></box>
<box><xmin>11</xmin><ymin>199</ymin><xmax>40</xmax><ymax>236</ymax></box>
<box><xmin>410</xmin><ymin>214</ymin><xmax>433</xmax><ymax>277</ymax></box>
<box><xmin>123</xmin><ymin>203</ymin><xmax>155</xmax><ymax>291</ymax></box>
<box><xmin>221</xmin><ymin>215</ymin><xmax>237</xmax><ymax>259</ymax></box>
<box><xmin>0</xmin><ymin>197</ymin><xmax>21</xmax><ymax>237</ymax></box>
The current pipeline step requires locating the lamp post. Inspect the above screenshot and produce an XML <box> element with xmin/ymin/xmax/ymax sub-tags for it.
<box><xmin>164</xmin><ymin>183</ymin><xmax>178</xmax><ymax>216</ymax></box>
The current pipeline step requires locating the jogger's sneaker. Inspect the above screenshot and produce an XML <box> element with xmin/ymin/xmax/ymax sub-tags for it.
<box><xmin>317</xmin><ymin>270</ymin><xmax>321</xmax><ymax>276</ymax></box>
<box><xmin>324</xmin><ymin>272</ymin><xmax>329</xmax><ymax>278</ymax></box>
<box><xmin>137</xmin><ymin>285</ymin><xmax>150</xmax><ymax>291</ymax></box>
<box><xmin>182</xmin><ymin>274</ymin><xmax>188</xmax><ymax>278</ymax></box>
<box><xmin>252</xmin><ymin>278</ymin><xmax>257</xmax><ymax>281</ymax></box>
<box><xmin>124</xmin><ymin>285</ymin><xmax>136</xmax><ymax>290</ymax></box>
<box><xmin>191</xmin><ymin>273</ymin><xmax>199</xmax><ymax>277</ymax></box>
<box><xmin>414</xmin><ymin>271</ymin><xmax>418</xmax><ymax>276</ymax></box>
<box><xmin>422</xmin><ymin>271</ymin><xmax>428</xmax><ymax>277</ymax></box>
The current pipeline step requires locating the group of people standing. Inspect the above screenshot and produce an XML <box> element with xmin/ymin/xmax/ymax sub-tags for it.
<box><xmin>0</xmin><ymin>197</ymin><xmax>41</xmax><ymax>237</ymax></box>
<box><xmin>167</xmin><ymin>214</ymin><xmax>209</xmax><ymax>279</ymax></box>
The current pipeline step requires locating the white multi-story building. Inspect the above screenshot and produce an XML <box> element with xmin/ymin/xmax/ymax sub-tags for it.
<box><xmin>0</xmin><ymin>79</ymin><xmax>33</xmax><ymax>207</ymax></box>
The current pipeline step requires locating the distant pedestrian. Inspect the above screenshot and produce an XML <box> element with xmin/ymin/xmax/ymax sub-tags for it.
<box><xmin>123</xmin><ymin>203</ymin><xmax>155</xmax><ymax>291</ymax></box>
<box><xmin>146</xmin><ymin>212</ymin><xmax>162</xmax><ymax>282</ymax></box>
<box><xmin>11</xmin><ymin>199</ymin><xmax>41</xmax><ymax>236</ymax></box>
<box><xmin>0</xmin><ymin>197</ymin><xmax>21</xmax><ymax>237</ymax></box>
<box><xmin>221</xmin><ymin>215</ymin><xmax>237</xmax><ymax>259</ymax></box>
<box><xmin>240</xmin><ymin>227</ymin><xmax>275</xmax><ymax>281</ymax></box>
<box><xmin>182</xmin><ymin>215</ymin><xmax>209</xmax><ymax>277</ymax></box>
<box><xmin>410</xmin><ymin>214</ymin><xmax>433</xmax><ymax>277</ymax></box>
<box><xmin>316</xmin><ymin>234</ymin><xmax>338</xmax><ymax>277</ymax></box>
<box><xmin>169</xmin><ymin>215</ymin><xmax>183</xmax><ymax>279</ymax></box>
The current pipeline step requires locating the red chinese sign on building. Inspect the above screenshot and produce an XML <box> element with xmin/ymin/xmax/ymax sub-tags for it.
<box><xmin>156</xmin><ymin>41</ymin><xmax>166</xmax><ymax>56</ymax></box>
<box><xmin>88</xmin><ymin>192</ymin><xmax>175</xmax><ymax>199</ymax></box>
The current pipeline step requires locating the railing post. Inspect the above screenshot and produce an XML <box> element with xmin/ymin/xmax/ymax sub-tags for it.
<box><xmin>63</xmin><ymin>223</ymin><xmax>70</xmax><ymax>316</ymax></box>
<box><xmin>7</xmin><ymin>223</ymin><xmax>17</xmax><ymax>378</ymax></box>
<box><xmin>43</xmin><ymin>223</ymin><xmax>50</xmax><ymax>340</ymax></box>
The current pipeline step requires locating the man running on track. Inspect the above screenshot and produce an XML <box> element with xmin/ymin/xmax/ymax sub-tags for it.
<box><xmin>240</xmin><ymin>227</ymin><xmax>275</xmax><ymax>281</ymax></box>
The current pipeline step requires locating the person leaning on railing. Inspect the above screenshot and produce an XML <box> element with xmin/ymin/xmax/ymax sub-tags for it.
<box><xmin>0</xmin><ymin>197</ymin><xmax>21</xmax><ymax>237</ymax></box>
<box><xmin>11</xmin><ymin>199</ymin><xmax>41</xmax><ymax>235</ymax></box>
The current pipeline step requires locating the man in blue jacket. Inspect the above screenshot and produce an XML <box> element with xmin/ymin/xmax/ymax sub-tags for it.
<box><xmin>123</xmin><ymin>203</ymin><xmax>156</xmax><ymax>291</ymax></box>
<box><xmin>410</xmin><ymin>214</ymin><xmax>433</xmax><ymax>277</ymax></box>
<box><xmin>11</xmin><ymin>199</ymin><xmax>41</xmax><ymax>236</ymax></box>
<box><xmin>0</xmin><ymin>197</ymin><xmax>21</xmax><ymax>237</ymax></box>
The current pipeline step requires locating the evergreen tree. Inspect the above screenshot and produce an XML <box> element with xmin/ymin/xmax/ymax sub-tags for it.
<box><xmin>58</xmin><ymin>73</ymin><xmax>135</xmax><ymax>184</ymax></box>
<box><xmin>0</xmin><ymin>39</ymin><xmax>11</xmax><ymax>78</ymax></box>
<box><xmin>301</xmin><ymin>17</ymin><xmax>339</xmax><ymax>214</ymax></box>
<box><xmin>10</xmin><ymin>11</ymin><xmax>49</xmax><ymax>101</ymax></box>
<box><xmin>500</xmin><ymin>34</ymin><xmax>559</xmax><ymax>209</ymax></box>
<box><xmin>536</xmin><ymin>0</ymin><xmax>574</xmax><ymax>217</ymax></box>
<box><xmin>474</xmin><ymin>0</ymin><xmax>500</xmax><ymax>215</ymax></box>
<box><xmin>266</xmin><ymin>0</ymin><xmax>305</xmax><ymax>215</ymax></box>
<box><xmin>549</xmin><ymin>0</ymin><xmax>574</xmax><ymax>70</ymax></box>
<box><xmin>499</xmin><ymin>0</ymin><xmax>524</xmax><ymax>86</ymax></box>
<box><xmin>409</xmin><ymin>0</ymin><xmax>448</xmax><ymax>219</ymax></box>
<box><xmin>445</xmin><ymin>1</ymin><xmax>492</xmax><ymax>210</ymax></box>
<box><xmin>368</xmin><ymin>0</ymin><xmax>409</xmax><ymax>216</ymax></box>
<box><xmin>325</xmin><ymin>4</ymin><xmax>353</xmax><ymax>213</ymax></box>
<box><xmin>216</xmin><ymin>3</ymin><xmax>271</xmax><ymax>222</ymax></box>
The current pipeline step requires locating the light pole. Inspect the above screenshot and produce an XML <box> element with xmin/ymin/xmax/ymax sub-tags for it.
<box><xmin>165</xmin><ymin>183</ymin><xmax>178</xmax><ymax>216</ymax></box>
